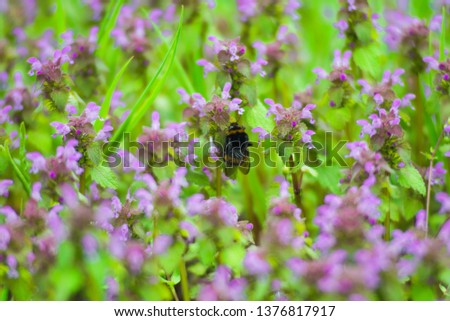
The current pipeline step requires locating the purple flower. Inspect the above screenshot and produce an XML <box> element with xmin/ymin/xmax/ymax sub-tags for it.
<box><xmin>313</xmin><ymin>50</ymin><xmax>351</xmax><ymax>84</ymax></box>
<box><xmin>347</xmin><ymin>0</ymin><xmax>356</xmax><ymax>11</ymax></box>
<box><xmin>27</xmin><ymin>46</ymin><xmax>73</xmax><ymax>77</ymax></box>
<box><xmin>31</xmin><ymin>182</ymin><xmax>42</xmax><ymax>201</ymax></box>
<box><xmin>47</xmin><ymin>204</ymin><xmax>67</xmax><ymax>243</ymax></box>
<box><xmin>7</xmin><ymin>255</ymin><xmax>19</xmax><ymax>278</ymax></box>
<box><xmin>438</xmin><ymin>219</ymin><xmax>450</xmax><ymax>251</ymax></box>
<box><xmin>315</xmin><ymin>186</ymin><xmax>380</xmax><ymax>252</ymax></box>
<box><xmin>284</xmin><ymin>0</ymin><xmax>301</xmax><ymax>20</ymax></box>
<box><xmin>243</xmin><ymin>248</ymin><xmax>271</xmax><ymax>275</ymax></box>
<box><xmin>198</xmin><ymin>265</ymin><xmax>247</xmax><ymax>300</ymax></box>
<box><xmin>357</xmin><ymin>69</ymin><xmax>411</xmax><ymax>107</ymax></box>
<box><xmin>27</xmin><ymin>57</ymin><xmax>43</xmax><ymax>76</ymax></box>
<box><xmin>385</xmin><ymin>11</ymin><xmax>429</xmax><ymax>51</ymax></box>
<box><xmin>179</xmin><ymin>83</ymin><xmax>244</xmax><ymax>132</ymax></box>
<box><xmin>429</xmin><ymin>14</ymin><xmax>442</xmax><ymax>32</ymax></box>
<box><xmin>0</xmin><ymin>105</ymin><xmax>12</xmax><ymax>124</ymax></box>
<box><xmin>187</xmin><ymin>194</ymin><xmax>238</xmax><ymax>226</ymax></box>
<box><xmin>415</xmin><ymin>209</ymin><xmax>426</xmax><ymax>231</ymax></box>
<box><xmin>197</xmin><ymin>58</ymin><xmax>218</xmax><ymax>77</ymax></box>
<box><xmin>57</xmin><ymin>140</ymin><xmax>84</xmax><ymax>175</ymax></box>
<box><xmin>444</xmin><ymin>124</ymin><xmax>450</xmax><ymax>134</ymax></box>
<box><xmin>26</xmin><ymin>152</ymin><xmax>47</xmax><ymax>173</ymax></box>
<box><xmin>357</xmin><ymin>99</ymin><xmax>403</xmax><ymax>147</ymax></box>
<box><xmin>345</xmin><ymin>141</ymin><xmax>389</xmax><ymax>187</ymax></box>
<box><xmin>269</xmin><ymin>179</ymin><xmax>302</xmax><ymax>220</ymax></box>
<box><xmin>0</xmin><ymin>206</ymin><xmax>20</xmax><ymax>223</ymax></box>
<box><xmin>237</xmin><ymin>0</ymin><xmax>258</xmax><ymax>21</ymax></box>
<box><xmin>106</xmin><ymin>277</ymin><xmax>119</xmax><ymax>300</ymax></box>
<box><xmin>252</xmin><ymin>127</ymin><xmax>269</xmax><ymax>140</ymax></box>
<box><xmin>152</xmin><ymin>235</ymin><xmax>172</xmax><ymax>255</ymax></box>
<box><xmin>264</xmin><ymin>98</ymin><xmax>315</xmax><ymax>141</ymax></box>
<box><xmin>426</xmin><ymin>162</ymin><xmax>447</xmax><ymax>185</ymax></box>
<box><xmin>334</xmin><ymin>20</ymin><xmax>349</xmax><ymax>37</ymax></box>
<box><xmin>250</xmin><ymin>58</ymin><xmax>268</xmax><ymax>77</ymax></box>
<box><xmin>82</xmin><ymin>234</ymin><xmax>98</xmax><ymax>257</ymax></box>
<box><xmin>180</xmin><ymin>221</ymin><xmax>199</xmax><ymax>242</ymax></box>
<box><xmin>125</xmin><ymin>243</ymin><xmax>146</xmax><ymax>273</ymax></box>
<box><xmin>423</xmin><ymin>56</ymin><xmax>439</xmax><ymax>71</ymax></box>
<box><xmin>50</xmin><ymin>122</ymin><xmax>71</xmax><ymax>137</ymax></box>
<box><xmin>0</xmin><ymin>180</ymin><xmax>13</xmax><ymax>197</ymax></box>
<box><xmin>436</xmin><ymin>192</ymin><xmax>450</xmax><ymax>214</ymax></box>
<box><xmin>27</xmin><ymin>140</ymin><xmax>83</xmax><ymax>181</ymax></box>
<box><xmin>0</xmin><ymin>225</ymin><xmax>11</xmax><ymax>250</ymax></box>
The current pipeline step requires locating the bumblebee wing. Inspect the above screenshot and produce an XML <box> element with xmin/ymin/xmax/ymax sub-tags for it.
<box><xmin>238</xmin><ymin>157</ymin><xmax>250</xmax><ymax>175</ymax></box>
<box><xmin>224</xmin><ymin>165</ymin><xmax>238</xmax><ymax>179</ymax></box>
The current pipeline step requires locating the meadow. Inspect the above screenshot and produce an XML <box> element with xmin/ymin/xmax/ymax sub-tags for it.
<box><xmin>0</xmin><ymin>0</ymin><xmax>450</xmax><ymax>300</ymax></box>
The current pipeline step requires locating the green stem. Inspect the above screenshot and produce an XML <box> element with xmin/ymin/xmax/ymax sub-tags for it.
<box><xmin>153</xmin><ymin>214</ymin><xmax>158</xmax><ymax>241</ymax></box>
<box><xmin>168</xmin><ymin>284</ymin><xmax>179</xmax><ymax>301</ymax></box>
<box><xmin>79</xmin><ymin>171</ymin><xmax>86</xmax><ymax>195</ymax></box>
<box><xmin>412</xmin><ymin>75</ymin><xmax>426</xmax><ymax>166</ymax></box>
<box><xmin>425</xmin><ymin>128</ymin><xmax>445</xmax><ymax>237</ymax></box>
<box><xmin>179</xmin><ymin>260</ymin><xmax>190</xmax><ymax>301</ymax></box>
<box><xmin>242</xmin><ymin>174</ymin><xmax>261</xmax><ymax>244</ymax></box>
<box><xmin>384</xmin><ymin>189</ymin><xmax>391</xmax><ymax>241</ymax></box>
<box><xmin>288</xmin><ymin>155</ymin><xmax>303</xmax><ymax>210</ymax></box>
<box><xmin>216</xmin><ymin>166</ymin><xmax>222</xmax><ymax>197</ymax></box>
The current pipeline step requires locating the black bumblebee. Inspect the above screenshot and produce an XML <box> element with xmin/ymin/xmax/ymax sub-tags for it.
<box><xmin>223</xmin><ymin>122</ymin><xmax>252</xmax><ymax>178</ymax></box>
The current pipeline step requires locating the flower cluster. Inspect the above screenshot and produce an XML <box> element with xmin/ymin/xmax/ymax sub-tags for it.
<box><xmin>198</xmin><ymin>37</ymin><xmax>265</xmax><ymax>105</ymax></box>
<box><xmin>178</xmin><ymin>83</ymin><xmax>244</xmax><ymax>133</ymax></box>
<box><xmin>334</xmin><ymin>0</ymin><xmax>381</xmax><ymax>47</ymax></box>
<box><xmin>424</xmin><ymin>56</ymin><xmax>450</xmax><ymax>96</ymax></box>
<box><xmin>313</xmin><ymin>50</ymin><xmax>354</xmax><ymax>107</ymax></box>
<box><xmin>236</xmin><ymin>0</ymin><xmax>301</xmax><ymax>22</ymax></box>
<box><xmin>1</xmin><ymin>0</ymin><xmax>450</xmax><ymax>303</ymax></box>
<box><xmin>357</xmin><ymin>69</ymin><xmax>415</xmax><ymax>108</ymax></box>
<box><xmin>254</xmin><ymin>98</ymin><xmax>315</xmax><ymax>144</ymax></box>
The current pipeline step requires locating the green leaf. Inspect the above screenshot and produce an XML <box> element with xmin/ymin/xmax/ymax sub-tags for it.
<box><xmin>397</xmin><ymin>165</ymin><xmax>426</xmax><ymax>196</ymax></box>
<box><xmin>96</xmin><ymin>0</ymin><xmax>125</xmax><ymax>58</ymax></box>
<box><xmin>244</xmin><ymin>99</ymin><xmax>275</xmax><ymax>132</ymax></box>
<box><xmin>50</xmin><ymin>267</ymin><xmax>84</xmax><ymax>300</ymax></box>
<box><xmin>90</xmin><ymin>165</ymin><xmax>119</xmax><ymax>189</ymax></box>
<box><xmin>353</xmin><ymin>44</ymin><xmax>381</xmax><ymax>78</ymax></box>
<box><xmin>411</xmin><ymin>282</ymin><xmax>436</xmax><ymax>300</ymax></box>
<box><xmin>158</xmin><ymin>240</ymin><xmax>185</xmax><ymax>274</ymax></box>
<box><xmin>197</xmin><ymin>238</ymin><xmax>216</xmax><ymax>267</ymax></box>
<box><xmin>0</xmin><ymin>144</ymin><xmax>31</xmax><ymax>196</ymax></box>
<box><xmin>149</xmin><ymin>16</ymin><xmax>195</xmax><ymax>93</ymax></box>
<box><xmin>19</xmin><ymin>122</ymin><xmax>27</xmax><ymax>165</ymax></box>
<box><xmin>354</xmin><ymin>21</ymin><xmax>372</xmax><ymax>45</ymax></box>
<box><xmin>220</xmin><ymin>243</ymin><xmax>245</xmax><ymax>272</ymax></box>
<box><xmin>86</xmin><ymin>142</ymin><xmax>103</xmax><ymax>166</ymax></box>
<box><xmin>51</xmin><ymin>89</ymin><xmax>70</xmax><ymax>111</ymax></box>
<box><xmin>0</xmin><ymin>145</ymin><xmax>9</xmax><ymax>175</ymax></box>
<box><xmin>185</xmin><ymin>170</ymin><xmax>210</xmax><ymax>187</ymax></box>
<box><xmin>328</xmin><ymin>87</ymin><xmax>344</xmax><ymax>108</ymax></box>
<box><xmin>94</xmin><ymin>56</ymin><xmax>134</xmax><ymax>131</ymax></box>
<box><xmin>109</xmin><ymin>8</ymin><xmax>184</xmax><ymax>144</ymax></box>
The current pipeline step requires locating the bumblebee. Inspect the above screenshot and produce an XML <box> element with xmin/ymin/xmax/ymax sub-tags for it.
<box><xmin>223</xmin><ymin>122</ymin><xmax>252</xmax><ymax>178</ymax></box>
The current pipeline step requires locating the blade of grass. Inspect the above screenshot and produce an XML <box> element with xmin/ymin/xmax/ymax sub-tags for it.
<box><xmin>94</xmin><ymin>56</ymin><xmax>134</xmax><ymax>131</ymax></box>
<box><xmin>110</xmin><ymin>8</ymin><xmax>184</xmax><ymax>144</ymax></box>
<box><xmin>0</xmin><ymin>144</ymin><xmax>31</xmax><ymax>196</ymax></box>
<box><xmin>96</xmin><ymin>0</ymin><xmax>125</xmax><ymax>58</ymax></box>
<box><xmin>55</xmin><ymin>0</ymin><xmax>67</xmax><ymax>37</ymax></box>
<box><xmin>145</xmin><ymin>10</ymin><xmax>195</xmax><ymax>93</ymax></box>
<box><xmin>440</xmin><ymin>7</ymin><xmax>446</xmax><ymax>61</ymax></box>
